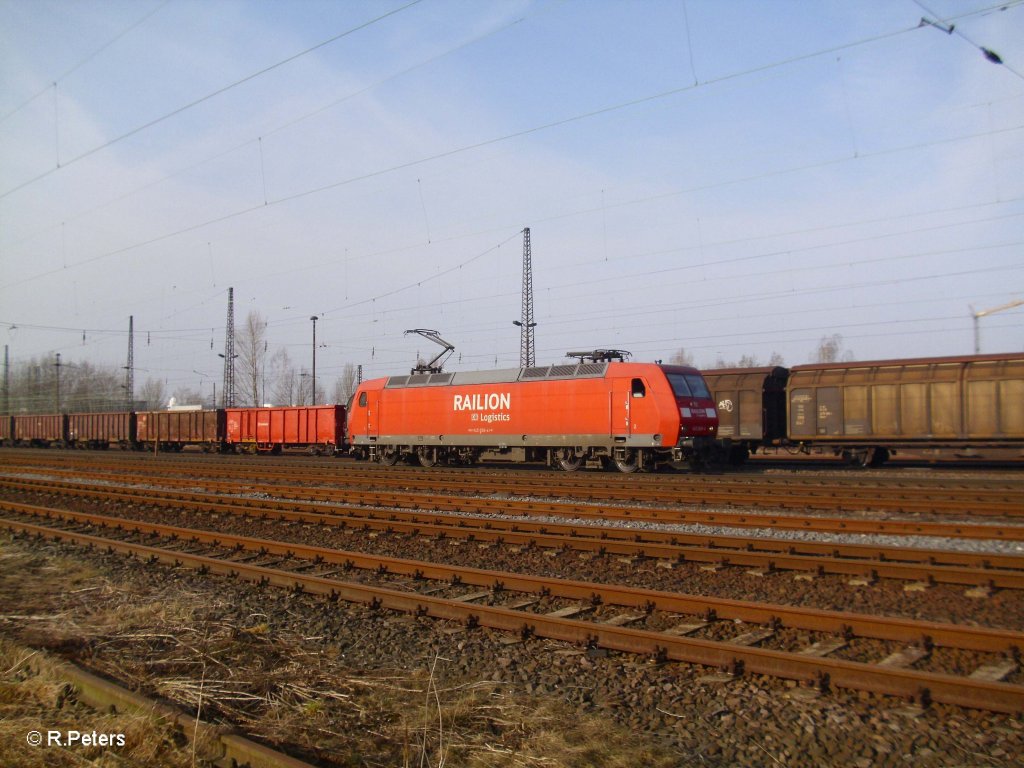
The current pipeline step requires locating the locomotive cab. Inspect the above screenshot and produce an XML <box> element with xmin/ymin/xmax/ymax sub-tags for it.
<box><xmin>658</xmin><ymin>365</ymin><xmax>718</xmax><ymax>451</ymax></box>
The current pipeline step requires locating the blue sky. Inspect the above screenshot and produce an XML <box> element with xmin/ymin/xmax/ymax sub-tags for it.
<box><xmin>1</xmin><ymin>0</ymin><xmax>1022</xmax><ymax>395</ymax></box>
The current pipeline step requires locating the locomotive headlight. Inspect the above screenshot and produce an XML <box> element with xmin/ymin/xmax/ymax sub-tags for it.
<box><xmin>707</xmin><ymin>408</ymin><xmax>716</xmax><ymax>418</ymax></box>
<box><xmin>681</xmin><ymin>407</ymin><xmax>692</xmax><ymax>418</ymax></box>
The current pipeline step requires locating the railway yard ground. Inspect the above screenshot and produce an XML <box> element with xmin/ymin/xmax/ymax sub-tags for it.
<box><xmin>1</xmin><ymin>448</ymin><xmax>1022</xmax><ymax>767</ymax></box>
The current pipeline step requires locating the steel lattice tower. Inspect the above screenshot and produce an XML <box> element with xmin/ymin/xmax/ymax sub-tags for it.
<box><xmin>519</xmin><ymin>227</ymin><xmax>536</xmax><ymax>368</ymax></box>
<box><xmin>223</xmin><ymin>287</ymin><xmax>236</xmax><ymax>407</ymax></box>
<box><xmin>3</xmin><ymin>345</ymin><xmax>9</xmax><ymax>416</ymax></box>
<box><xmin>124</xmin><ymin>316</ymin><xmax>134</xmax><ymax>408</ymax></box>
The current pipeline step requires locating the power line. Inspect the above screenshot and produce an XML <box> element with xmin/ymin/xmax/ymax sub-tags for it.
<box><xmin>0</xmin><ymin>6</ymin><xmax>538</xmax><ymax>256</ymax></box>
<box><xmin>0</xmin><ymin>0</ymin><xmax>425</xmax><ymax>200</ymax></box>
<box><xmin>0</xmin><ymin>0</ymin><xmax>171</xmax><ymax>125</ymax></box>
<box><xmin>3</xmin><ymin>107</ymin><xmax>1019</xmax><ymax>295</ymax></box>
<box><xmin>2</xmin><ymin>6</ymin><xmax>1020</xmax><ymax>292</ymax></box>
<box><xmin>914</xmin><ymin>0</ymin><xmax>1024</xmax><ymax>80</ymax></box>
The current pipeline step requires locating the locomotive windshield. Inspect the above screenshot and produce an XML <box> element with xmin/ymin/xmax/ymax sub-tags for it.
<box><xmin>666</xmin><ymin>372</ymin><xmax>711</xmax><ymax>400</ymax></box>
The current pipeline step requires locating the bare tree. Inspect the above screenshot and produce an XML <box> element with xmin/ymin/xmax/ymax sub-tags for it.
<box><xmin>812</xmin><ymin>334</ymin><xmax>853</xmax><ymax>363</ymax></box>
<box><xmin>708</xmin><ymin>351</ymin><xmax>785</xmax><ymax>369</ymax></box>
<box><xmin>668</xmin><ymin>348</ymin><xmax>695</xmax><ymax>366</ymax></box>
<box><xmin>138</xmin><ymin>377</ymin><xmax>167</xmax><ymax>410</ymax></box>
<box><xmin>236</xmin><ymin>311</ymin><xmax>268</xmax><ymax>406</ymax></box>
<box><xmin>332</xmin><ymin>363</ymin><xmax>358</xmax><ymax>404</ymax></box>
<box><xmin>171</xmin><ymin>386</ymin><xmax>203</xmax><ymax>406</ymax></box>
<box><xmin>269</xmin><ymin>348</ymin><xmax>297</xmax><ymax>406</ymax></box>
<box><xmin>736</xmin><ymin>354</ymin><xmax>760</xmax><ymax>368</ymax></box>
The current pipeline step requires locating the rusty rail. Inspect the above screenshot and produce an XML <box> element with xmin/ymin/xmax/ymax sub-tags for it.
<box><xmin>2</xmin><ymin>484</ymin><xmax>1023</xmax><ymax>588</ymax></box>
<box><xmin>3</xmin><ymin>515</ymin><xmax>1023</xmax><ymax>713</ymax></box>
<box><xmin>3</xmin><ymin>500</ymin><xmax>1019</xmax><ymax>654</ymax></box>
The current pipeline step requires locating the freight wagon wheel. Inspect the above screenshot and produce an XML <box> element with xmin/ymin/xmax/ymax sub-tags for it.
<box><xmin>728</xmin><ymin>445</ymin><xmax>750</xmax><ymax>466</ymax></box>
<box><xmin>554</xmin><ymin>448</ymin><xmax>583</xmax><ymax>472</ymax></box>
<box><xmin>842</xmin><ymin>449</ymin><xmax>871</xmax><ymax>468</ymax></box>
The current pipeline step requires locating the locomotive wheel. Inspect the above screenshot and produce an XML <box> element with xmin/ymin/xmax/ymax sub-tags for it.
<box><xmin>614</xmin><ymin>451</ymin><xmax>640</xmax><ymax>473</ymax></box>
<box><xmin>417</xmin><ymin>447</ymin><xmax>438</xmax><ymax>467</ymax></box>
<box><xmin>379</xmin><ymin>448</ymin><xmax>400</xmax><ymax>466</ymax></box>
<box><xmin>555</xmin><ymin>449</ymin><xmax>583</xmax><ymax>471</ymax></box>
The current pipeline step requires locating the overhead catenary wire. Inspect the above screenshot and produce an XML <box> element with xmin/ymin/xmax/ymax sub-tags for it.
<box><xmin>5</xmin><ymin>197</ymin><xmax>1021</xmax><ymax>342</ymax></box>
<box><xmin>2</xmin><ymin>2</ymin><xmax>1022</xmax><ymax>379</ymax></box>
<box><xmin>3</xmin><ymin>110</ymin><xmax>1020</xmax><ymax>295</ymax></box>
<box><xmin>0</xmin><ymin>0</ymin><xmax>171</xmax><ymax>125</ymax></box>
<box><xmin>913</xmin><ymin>0</ymin><xmax>1024</xmax><ymax>80</ymax></box>
<box><xmin>1</xmin><ymin>1</ymin><xmax>1019</xmax><ymax>321</ymax></box>
<box><xmin>0</xmin><ymin>0</ymin><xmax>426</xmax><ymax>200</ymax></box>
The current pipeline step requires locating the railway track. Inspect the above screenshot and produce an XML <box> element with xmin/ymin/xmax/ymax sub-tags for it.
<box><xmin>3</xmin><ymin>468</ymin><xmax>1023</xmax><ymax>542</ymax></box>
<box><xmin>3</xmin><ymin>477</ymin><xmax>1023</xmax><ymax>589</ymax></box>
<box><xmin>3</xmin><ymin>506</ymin><xmax>1022</xmax><ymax>714</ymax></box>
<box><xmin>2</xmin><ymin>449</ymin><xmax>1021</xmax><ymax>516</ymax></box>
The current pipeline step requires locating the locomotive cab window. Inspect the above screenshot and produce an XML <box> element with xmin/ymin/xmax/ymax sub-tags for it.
<box><xmin>358</xmin><ymin>392</ymin><xmax>367</xmax><ymax>407</ymax></box>
<box><xmin>631</xmin><ymin>378</ymin><xmax>646</xmax><ymax>398</ymax></box>
<box><xmin>666</xmin><ymin>373</ymin><xmax>711</xmax><ymax>399</ymax></box>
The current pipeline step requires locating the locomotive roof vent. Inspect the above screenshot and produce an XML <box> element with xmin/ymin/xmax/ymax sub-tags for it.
<box><xmin>549</xmin><ymin>365</ymin><xmax>578</xmax><ymax>376</ymax></box>
<box><xmin>521</xmin><ymin>366</ymin><xmax>551</xmax><ymax>379</ymax></box>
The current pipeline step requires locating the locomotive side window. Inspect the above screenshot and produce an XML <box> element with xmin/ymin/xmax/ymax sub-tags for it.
<box><xmin>358</xmin><ymin>392</ymin><xmax>367</xmax><ymax>407</ymax></box>
<box><xmin>631</xmin><ymin>378</ymin><xmax>646</xmax><ymax>398</ymax></box>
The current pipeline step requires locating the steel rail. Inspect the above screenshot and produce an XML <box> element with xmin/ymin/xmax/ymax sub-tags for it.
<box><xmin>6</xmin><ymin>449</ymin><xmax>1021</xmax><ymax>495</ymax></box>
<box><xmin>3</xmin><ymin>516</ymin><xmax>1022</xmax><ymax>713</ymax></box>
<box><xmin>49</xmin><ymin>659</ymin><xmax>314</xmax><ymax>768</ymax></box>
<box><xmin>2</xmin><ymin>485</ymin><xmax>1023</xmax><ymax>589</ymax></box>
<box><xmin>4</xmin><ymin>500</ymin><xmax>1020</xmax><ymax>654</ymax></box>
<box><xmin>7</xmin><ymin>476</ymin><xmax>1024</xmax><ymax>569</ymax></box>
<box><xmin>2</xmin><ymin>471</ymin><xmax>1021</xmax><ymax>542</ymax></box>
<box><xmin>2</xmin><ymin>451</ymin><xmax>1020</xmax><ymax>515</ymax></box>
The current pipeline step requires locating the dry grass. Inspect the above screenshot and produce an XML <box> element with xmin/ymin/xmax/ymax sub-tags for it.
<box><xmin>1</xmin><ymin>537</ymin><xmax>681</xmax><ymax>767</ymax></box>
<box><xmin>0</xmin><ymin>636</ymin><xmax>221</xmax><ymax>767</ymax></box>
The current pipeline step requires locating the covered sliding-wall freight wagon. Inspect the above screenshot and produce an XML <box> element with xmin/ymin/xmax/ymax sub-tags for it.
<box><xmin>67</xmin><ymin>411</ymin><xmax>135</xmax><ymax>449</ymax></box>
<box><xmin>348</xmin><ymin>361</ymin><xmax>718</xmax><ymax>471</ymax></box>
<box><xmin>786</xmin><ymin>354</ymin><xmax>1024</xmax><ymax>464</ymax></box>
<box><xmin>224</xmin><ymin>405</ymin><xmax>346</xmax><ymax>454</ymax></box>
<box><xmin>135</xmin><ymin>409</ymin><xmax>224</xmax><ymax>451</ymax></box>
<box><xmin>702</xmin><ymin>366</ymin><xmax>788</xmax><ymax>464</ymax></box>
<box><xmin>704</xmin><ymin>353</ymin><xmax>1024</xmax><ymax>465</ymax></box>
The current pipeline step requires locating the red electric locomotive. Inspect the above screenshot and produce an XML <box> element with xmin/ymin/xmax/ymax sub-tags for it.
<box><xmin>348</xmin><ymin>351</ymin><xmax>718</xmax><ymax>471</ymax></box>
